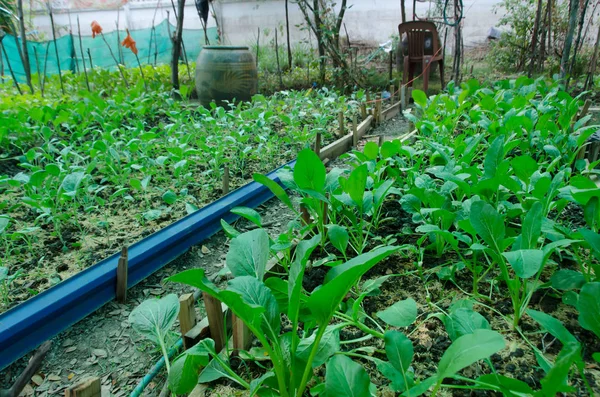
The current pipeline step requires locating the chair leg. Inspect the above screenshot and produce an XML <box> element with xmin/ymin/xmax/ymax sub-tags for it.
<box><xmin>439</xmin><ymin>59</ymin><xmax>445</xmax><ymax>90</ymax></box>
<box><xmin>408</xmin><ymin>62</ymin><xmax>415</xmax><ymax>88</ymax></box>
<box><xmin>423</xmin><ymin>59</ymin><xmax>430</xmax><ymax>94</ymax></box>
<box><xmin>403</xmin><ymin>57</ymin><xmax>409</xmax><ymax>87</ymax></box>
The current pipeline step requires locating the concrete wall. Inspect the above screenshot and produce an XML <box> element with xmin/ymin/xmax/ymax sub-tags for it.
<box><xmin>218</xmin><ymin>0</ymin><xmax>504</xmax><ymax>49</ymax></box>
<box><xmin>30</xmin><ymin>0</ymin><xmax>502</xmax><ymax>47</ymax></box>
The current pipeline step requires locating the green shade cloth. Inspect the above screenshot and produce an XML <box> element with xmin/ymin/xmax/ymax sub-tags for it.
<box><xmin>1</xmin><ymin>20</ymin><xmax>217</xmax><ymax>82</ymax></box>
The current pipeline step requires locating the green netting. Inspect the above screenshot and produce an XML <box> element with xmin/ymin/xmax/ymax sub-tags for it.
<box><xmin>0</xmin><ymin>20</ymin><xmax>217</xmax><ymax>82</ymax></box>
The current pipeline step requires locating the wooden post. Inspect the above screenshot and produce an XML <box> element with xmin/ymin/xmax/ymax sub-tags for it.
<box><xmin>401</xmin><ymin>85</ymin><xmax>407</xmax><ymax>110</ymax></box>
<box><xmin>375</xmin><ymin>100</ymin><xmax>382</xmax><ymax>125</ymax></box>
<box><xmin>179</xmin><ymin>293</ymin><xmax>197</xmax><ymax>350</ymax></box>
<box><xmin>580</xmin><ymin>100</ymin><xmax>592</xmax><ymax>119</ymax></box>
<box><xmin>338</xmin><ymin>112</ymin><xmax>344</xmax><ymax>136</ymax></box>
<box><xmin>366</xmin><ymin>92</ymin><xmax>372</xmax><ymax>115</ymax></box>
<box><xmin>116</xmin><ymin>247</ymin><xmax>128</xmax><ymax>303</ymax></box>
<box><xmin>222</xmin><ymin>165</ymin><xmax>230</xmax><ymax>194</ymax></box>
<box><xmin>203</xmin><ymin>292</ymin><xmax>225</xmax><ymax>352</ymax></box>
<box><xmin>314</xmin><ymin>132</ymin><xmax>321</xmax><ymax>156</ymax></box>
<box><xmin>65</xmin><ymin>377</ymin><xmax>101</xmax><ymax>397</ymax></box>
<box><xmin>300</xmin><ymin>204</ymin><xmax>311</xmax><ymax>225</ymax></box>
<box><xmin>390</xmin><ymin>85</ymin><xmax>395</xmax><ymax>104</ymax></box>
<box><xmin>360</xmin><ymin>103</ymin><xmax>367</xmax><ymax>120</ymax></box>
<box><xmin>378</xmin><ymin>135</ymin><xmax>384</xmax><ymax>146</ymax></box>
<box><xmin>352</xmin><ymin>114</ymin><xmax>358</xmax><ymax>147</ymax></box>
<box><xmin>232</xmin><ymin>315</ymin><xmax>251</xmax><ymax>351</ymax></box>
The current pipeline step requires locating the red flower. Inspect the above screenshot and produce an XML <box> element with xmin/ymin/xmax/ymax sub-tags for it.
<box><xmin>121</xmin><ymin>29</ymin><xmax>138</xmax><ymax>55</ymax></box>
<box><xmin>91</xmin><ymin>21</ymin><xmax>102</xmax><ymax>38</ymax></box>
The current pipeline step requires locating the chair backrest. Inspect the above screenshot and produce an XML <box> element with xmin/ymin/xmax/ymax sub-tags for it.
<box><xmin>398</xmin><ymin>21</ymin><xmax>440</xmax><ymax>58</ymax></box>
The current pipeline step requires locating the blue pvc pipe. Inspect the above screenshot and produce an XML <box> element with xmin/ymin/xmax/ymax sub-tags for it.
<box><xmin>0</xmin><ymin>160</ymin><xmax>296</xmax><ymax>371</ymax></box>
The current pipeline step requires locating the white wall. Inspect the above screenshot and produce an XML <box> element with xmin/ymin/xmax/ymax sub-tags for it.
<box><xmin>29</xmin><ymin>0</ymin><xmax>502</xmax><ymax>47</ymax></box>
<box><xmin>218</xmin><ymin>0</ymin><xmax>504</xmax><ymax>49</ymax></box>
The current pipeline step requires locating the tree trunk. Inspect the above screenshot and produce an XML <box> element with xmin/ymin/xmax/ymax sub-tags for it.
<box><xmin>528</xmin><ymin>0</ymin><xmax>543</xmax><ymax>76</ymax></box>
<box><xmin>568</xmin><ymin>0</ymin><xmax>590</xmax><ymax>76</ymax></box>
<box><xmin>285</xmin><ymin>0</ymin><xmax>292</xmax><ymax>69</ymax></box>
<box><xmin>332</xmin><ymin>0</ymin><xmax>347</xmax><ymax>51</ymax></box>
<box><xmin>16</xmin><ymin>0</ymin><xmax>33</xmax><ymax>93</ymax></box>
<box><xmin>313</xmin><ymin>0</ymin><xmax>326</xmax><ymax>84</ymax></box>
<box><xmin>538</xmin><ymin>0</ymin><xmax>548</xmax><ymax>71</ymax></box>
<box><xmin>560</xmin><ymin>0</ymin><xmax>579</xmax><ymax>78</ymax></box>
<box><xmin>171</xmin><ymin>0</ymin><xmax>185</xmax><ymax>93</ymax></box>
<box><xmin>547</xmin><ymin>0</ymin><xmax>552</xmax><ymax>55</ymax></box>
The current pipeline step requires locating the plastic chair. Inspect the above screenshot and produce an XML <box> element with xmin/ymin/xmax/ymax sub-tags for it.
<box><xmin>398</xmin><ymin>21</ymin><xmax>444</xmax><ymax>93</ymax></box>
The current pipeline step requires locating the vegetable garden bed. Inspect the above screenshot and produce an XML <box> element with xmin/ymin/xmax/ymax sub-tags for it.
<box><xmin>0</xmin><ymin>67</ymin><xmax>377</xmax><ymax>312</ymax></box>
<box><xmin>152</xmin><ymin>77</ymin><xmax>600</xmax><ymax>396</ymax></box>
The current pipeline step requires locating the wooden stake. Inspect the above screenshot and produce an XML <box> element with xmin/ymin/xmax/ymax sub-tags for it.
<box><xmin>338</xmin><ymin>112</ymin><xmax>344</xmax><ymax>136</ymax></box>
<box><xmin>65</xmin><ymin>377</ymin><xmax>101</xmax><ymax>397</ymax></box>
<box><xmin>300</xmin><ymin>204</ymin><xmax>311</xmax><ymax>225</ymax></box>
<box><xmin>366</xmin><ymin>92</ymin><xmax>372</xmax><ymax>115</ymax></box>
<box><xmin>360</xmin><ymin>103</ymin><xmax>367</xmax><ymax>120</ymax></box>
<box><xmin>223</xmin><ymin>165</ymin><xmax>230</xmax><ymax>194</ymax></box>
<box><xmin>179</xmin><ymin>293</ymin><xmax>197</xmax><ymax>350</ymax></box>
<box><xmin>116</xmin><ymin>246</ymin><xmax>128</xmax><ymax>303</ymax></box>
<box><xmin>352</xmin><ymin>114</ymin><xmax>358</xmax><ymax>147</ymax></box>
<box><xmin>203</xmin><ymin>292</ymin><xmax>225</xmax><ymax>352</ymax></box>
<box><xmin>401</xmin><ymin>85</ymin><xmax>407</xmax><ymax>110</ymax></box>
<box><xmin>314</xmin><ymin>132</ymin><xmax>321</xmax><ymax>156</ymax></box>
<box><xmin>590</xmin><ymin>142</ymin><xmax>600</xmax><ymax>164</ymax></box>
<box><xmin>378</xmin><ymin>135</ymin><xmax>384</xmax><ymax>146</ymax></box>
<box><xmin>390</xmin><ymin>85</ymin><xmax>395</xmax><ymax>104</ymax></box>
<box><xmin>232</xmin><ymin>315</ymin><xmax>251</xmax><ymax>351</ymax></box>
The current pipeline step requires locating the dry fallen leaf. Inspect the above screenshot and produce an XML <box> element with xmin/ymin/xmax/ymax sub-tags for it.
<box><xmin>201</xmin><ymin>245</ymin><xmax>210</xmax><ymax>254</ymax></box>
<box><xmin>31</xmin><ymin>375</ymin><xmax>44</xmax><ymax>386</ymax></box>
<box><xmin>65</xmin><ymin>346</ymin><xmax>77</xmax><ymax>353</ymax></box>
<box><xmin>68</xmin><ymin>373</ymin><xmax>75</xmax><ymax>380</ymax></box>
<box><xmin>47</xmin><ymin>374</ymin><xmax>61</xmax><ymax>382</ymax></box>
<box><xmin>92</xmin><ymin>348</ymin><xmax>108</xmax><ymax>358</ymax></box>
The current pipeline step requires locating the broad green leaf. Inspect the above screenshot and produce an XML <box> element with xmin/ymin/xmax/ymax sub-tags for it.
<box><xmin>577</xmin><ymin>282</ymin><xmax>600</xmax><ymax>339</ymax></box>
<box><xmin>249</xmin><ymin>371</ymin><xmax>275</xmax><ymax>397</ymax></box>
<box><xmin>199</xmin><ymin>356</ymin><xmax>240</xmax><ymax>384</ymax></box>
<box><xmin>0</xmin><ymin>217</ymin><xmax>9</xmax><ymax>234</ymax></box>
<box><xmin>323</xmin><ymin>355</ymin><xmax>371</xmax><ymax>397</ymax></box>
<box><xmin>168</xmin><ymin>269</ymin><xmax>266</xmax><ymax>335</ymax></box>
<box><xmin>521</xmin><ymin>201</ymin><xmax>542</xmax><ymax>250</ymax></box>
<box><xmin>168</xmin><ymin>339</ymin><xmax>213</xmax><ymax>394</ymax></box>
<box><xmin>294</xmin><ymin>149</ymin><xmax>326</xmax><ymax>192</ymax></box>
<box><xmin>476</xmin><ymin>374</ymin><xmax>533</xmax><ymax>396</ymax></box>
<box><xmin>128</xmin><ymin>294</ymin><xmax>180</xmax><ymax>346</ymax></box>
<box><xmin>231</xmin><ymin>206</ymin><xmax>262</xmax><ymax>227</ymax></box>
<box><xmin>162</xmin><ymin>190</ymin><xmax>177</xmax><ymax>205</ymax></box>
<box><xmin>511</xmin><ymin>155</ymin><xmax>538</xmax><ymax>185</ymax></box>
<box><xmin>253</xmin><ymin>173</ymin><xmax>294</xmax><ymax>211</ymax></box>
<box><xmin>401</xmin><ymin>376</ymin><xmax>438</xmax><ymax>397</ymax></box>
<box><xmin>384</xmin><ymin>331</ymin><xmax>413</xmax><ymax>376</ymax></box>
<box><xmin>412</xmin><ymin>90</ymin><xmax>427</xmax><ymax>108</ymax></box>
<box><xmin>228</xmin><ymin>276</ymin><xmax>280</xmax><ymax>337</ymax></box>
<box><xmin>579</xmin><ymin>228</ymin><xmax>600</xmax><ymax>260</ymax></box>
<box><xmin>527</xmin><ymin>309</ymin><xmax>578</xmax><ymax>345</ymax></box>
<box><xmin>363</xmin><ymin>142</ymin><xmax>379</xmax><ymax>161</ymax></box>
<box><xmin>550</xmin><ymin>269</ymin><xmax>586</xmax><ymax>291</ymax></box>
<box><xmin>437</xmin><ymin>329</ymin><xmax>505</xmax><ymax>380</ymax></box>
<box><xmin>502</xmin><ymin>249</ymin><xmax>544</xmax><ymax>279</ymax></box>
<box><xmin>483</xmin><ymin>136</ymin><xmax>505</xmax><ymax>179</ymax></box>
<box><xmin>377</xmin><ymin>298</ymin><xmax>417</xmax><ymax>327</ymax></box>
<box><xmin>308</xmin><ymin>246</ymin><xmax>398</xmax><ymax>325</ymax></box>
<box><xmin>185</xmin><ymin>202</ymin><xmax>199</xmax><ymax>215</ymax></box>
<box><xmin>345</xmin><ymin>164</ymin><xmax>368</xmax><ymax>207</ymax></box>
<box><xmin>226</xmin><ymin>229</ymin><xmax>270</xmax><ymax>279</ymax></box>
<box><xmin>60</xmin><ymin>172</ymin><xmax>85</xmax><ymax>198</ymax></box>
<box><xmin>297</xmin><ymin>325</ymin><xmax>340</xmax><ymax>367</ymax></box>
<box><xmin>469</xmin><ymin>201</ymin><xmax>505</xmax><ymax>251</ymax></box>
<box><xmin>443</xmin><ymin>307</ymin><xmax>491</xmax><ymax>341</ymax></box>
<box><xmin>288</xmin><ymin>234</ymin><xmax>321</xmax><ymax>323</ymax></box>
<box><xmin>584</xmin><ymin>196</ymin><xmax>599</xmax><ymax>229</ymax></box>
<box><xmin>220</xmin><ymin>219</ymin><xmax>240</xmax><ymax>239</ymax></box>
<box><xmin>327</xmin><ymin>225</ymin><xmax>349</xmax><ymax>256</ymax></box>
<box><xmin>539</xmin><ymin>342</ymin><xmax>580</xmax><ymax>396</ymax></box>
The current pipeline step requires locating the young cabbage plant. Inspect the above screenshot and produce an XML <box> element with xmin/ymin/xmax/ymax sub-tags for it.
<box><xmin>469</xmin><ymin>200</ymin><xmax>576</xmax><ymax>327</ymax></box>
<box><xmin>168</xmin><ymin>231</ymin><xmax>399</xmax><ymax>397</ymax></box>
<box><xmin>128</xmin><ymin>294</ymin><xmax>180</xmax><ymax>374</ymax></box>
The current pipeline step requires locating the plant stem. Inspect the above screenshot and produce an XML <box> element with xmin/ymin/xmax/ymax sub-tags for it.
<box><xmin>100</xmin><ymin>33</ymin><xmax>130</xmax><ymax>88</ymax></box>
<box><xmin>158</xmin><ymin>336</ymin><xmax>171</xmax><ymax>374</ymax></box>
<box><xmin>296</xmin><ymin>324</ymin><xmax>327</xmax><ymax>397</ymax></box>
<box><xmin>211</xmin><ymin>353</ymin><xmax>251</xmax><ymax>389</ymax></box>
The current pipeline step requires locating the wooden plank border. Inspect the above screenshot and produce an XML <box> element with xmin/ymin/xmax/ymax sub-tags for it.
<box><xmin>319</xmin><ymin>115</ymin><xmax>373</xmax><ymax>161</ymax></box>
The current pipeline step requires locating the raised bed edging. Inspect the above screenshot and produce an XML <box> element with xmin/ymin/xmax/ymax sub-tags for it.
<box><xmin>0</xmin><ymin>160</ymin><xmax>296</xmax><ymax>371</ymax></box>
